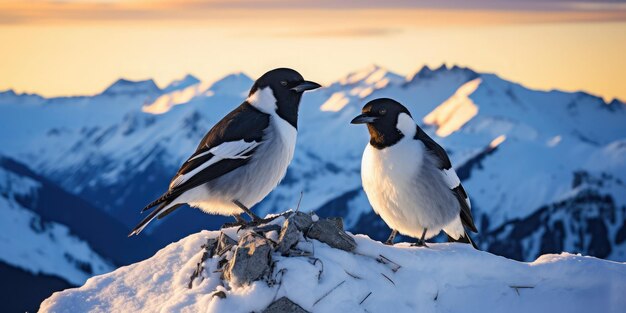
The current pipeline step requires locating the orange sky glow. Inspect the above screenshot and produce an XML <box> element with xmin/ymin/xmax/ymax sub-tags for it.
<box><xmin>1</xmin><ymin>0</ymin><xmax>625</xmax><ymax>101</ymax></box>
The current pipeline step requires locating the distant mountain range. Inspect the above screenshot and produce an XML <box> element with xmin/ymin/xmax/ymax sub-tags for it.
<box><xmin>1</xmin><ymin>64</ymin><xmax>625</xmax><ymax>310</ymax></box>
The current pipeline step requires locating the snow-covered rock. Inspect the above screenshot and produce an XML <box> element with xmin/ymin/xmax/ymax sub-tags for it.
<box><xmin>39</xmin><ymin>214</ymin><xmax>626</xmax><ymax>313</ymax></box>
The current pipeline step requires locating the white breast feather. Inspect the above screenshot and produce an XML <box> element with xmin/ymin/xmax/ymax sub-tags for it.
<box><xmin>176</xmin><ymin>85</ymin><xmax>298</xmax><ymax>216</ymax></box>
<box><xmin>360</xmin><ymin>112</ymin><xmax>465</xmax><ymax>239</ymax></box>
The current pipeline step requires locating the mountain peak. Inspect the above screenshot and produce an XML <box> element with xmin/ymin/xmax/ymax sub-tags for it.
<box><xmin>337</xmin><ymin>64</ymin><xmax>404</xmax><ymax>91</ymax></box>
<box><xmin>407</xmin><ymin>63</ymin><xmax>478</xmax><ymax>84</ymax></box>
<box><xmin>207</xmin><ymin>72</ymin><xmax>254</xmax><ymax>95</ymax></box>
<box><xmin>0</xmin><ymin>89</ymin><xmax>16</xmax><ymax>97</ymax></box>
<box><xmin>609</xmin><ymin>98</ymin><xmax>625</xmax><ymax>108</ymax></box>
<box><xmin>0</xmin><ymin>88</ymin><xmax>45</xmax><ymax>104</ymax></box>
<box><xmin>340</xmin><ymin>64</ymin><xmax>393</xmax><ymax>85</ymax></box>
<box><xmin>102</xmin><ymin>78</ymin><xmax>160</xmax><ymax>96</ymax></box>
<box><xmin>163</xmin><ymin>74</ymin><xmax>201</xmax><ymax>93</ymax></box>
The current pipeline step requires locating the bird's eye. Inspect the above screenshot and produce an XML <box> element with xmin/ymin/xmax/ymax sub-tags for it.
<box><xmin>379</xmin><ymin>109</ymin><xmax>387</xmax><ymax>115</ymax></box>
<box><xmin>280</xmin><ymin>81</ymin><xmax>288</xmax><ymax>86</ymax></box>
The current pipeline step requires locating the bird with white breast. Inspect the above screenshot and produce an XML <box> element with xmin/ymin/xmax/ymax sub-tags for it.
<box><xmin>129</xmin><ymin>68</ymin><xmax>320</xmax><ymax>236</ymax></box>
<box><xmin>351</xmin><ymin>98</ymin><xmax>478</xmax><ymax>247</ymax></box>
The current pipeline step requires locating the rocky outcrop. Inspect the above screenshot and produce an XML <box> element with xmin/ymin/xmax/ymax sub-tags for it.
<box><xmin>186</xmin><ymin>211</ymin><xmax>357</xmax><ymax>311</ymax></box>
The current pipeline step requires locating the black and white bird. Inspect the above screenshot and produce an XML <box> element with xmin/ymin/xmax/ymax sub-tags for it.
<box><xmin>351</xmin><ymin>98</ymin><xmax>477</xmax><ymax>247</ymax></box>
<box><xmin>128</xmin><ymin>68</ymin><xmax>320</xmax><ymax>236</ymax></box>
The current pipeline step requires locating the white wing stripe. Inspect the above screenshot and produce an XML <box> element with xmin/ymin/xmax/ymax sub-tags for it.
<box><xmin>188</xmin><ymin>150</ymin><xmax>211</xmax><ymax>162</ymax></box>
<box><xmin>441</xmin><ymin>167</ymin><xmax>471</xmax><ymax>208</ymax></box>
<box><xmin>169</xmin><ymin>140</ymin><xmax>261</xmax><ymax>189</ymax></box>
<box><xmin>441</xmin><ymin>168</ymin><xmax>461</xmax><ymax>189</ymax></box>
<box><xmin>210</xmin><ymin>140</ymin><xmax>260</xmax><ymax>158</ymax></box>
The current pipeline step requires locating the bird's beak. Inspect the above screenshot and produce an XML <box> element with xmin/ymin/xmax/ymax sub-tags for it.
<box><xmin>351</xmin><ymin>113</ymin><xmax>378</xmax><ymax>124</ymax></box>
<box><xmin>291</xmin><ymin>80</ymin><xmax>322</xmax><ymax>93</ymax></box>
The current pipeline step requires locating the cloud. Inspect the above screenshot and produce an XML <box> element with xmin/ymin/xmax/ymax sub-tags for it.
<box><xmin>276</xmin><ymin>28</ymin><xmax>401</xmax><ymax>38</ymax></box>
<box><xmin>0</xmin><ymin>0</ymin><xmax>624</xmax><ymax>25</ymax></box>
<box><xmin>169</xmin><ymin>0</ymin><xmax>626</xmax><ymax>11</ymax></box>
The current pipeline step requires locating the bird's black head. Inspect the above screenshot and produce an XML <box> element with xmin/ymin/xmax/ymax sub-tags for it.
<box><xmin>351</xmin><ymin>98</ymin><xmax>414</xmax><ymax>149</ymax></box>
<box><xmin>248</xmin><ymin>68</ymin><xmax>321</xmax><ymax>128</ymax></box>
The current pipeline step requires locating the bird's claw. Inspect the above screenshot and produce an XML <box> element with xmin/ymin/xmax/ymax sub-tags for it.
<box><xmin>235</xmin><ymin>215</ymin><xmax>281</xmax><ymax>232</ymax></box>
<box><xmin>411</xmin><ymin>240</ymin><xmax>429</xmax><ymax>248</ymax></box>
<box><xmin>221</xmin><ymin>220</ymin><xmax>248</xmax><ymax>229</ymax></box>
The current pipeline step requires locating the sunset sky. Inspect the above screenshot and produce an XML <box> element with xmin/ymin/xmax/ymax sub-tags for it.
<box><xmin>1</xmin><ymin>0</ymin><xmax>625</xmax><ymax>101</ymax></box>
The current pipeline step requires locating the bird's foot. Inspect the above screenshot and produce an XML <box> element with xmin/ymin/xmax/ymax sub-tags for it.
<box><xmin>411</xmin><ymin>240</ymin><xmax>429</xmax><ymax>248</ymax></box>
<box><xmin>384</xmin><ymin>240</ymin><xmax>395</xmax><ymax>246</ymax></box>
<box><xmin>221</xmin><ymin>220</ymin><xmax>248</xmax><ymax>229</ymax></box>
<box><xmin>236</xmin><ymin>215</ymin><xmax>281</xmax><ymax>232</ymax></box>
<box><xmin>221</xmin><ymin>214</ymin><xmax>247</xmax><ymax>229</ymax></box>
<box><xmin>252</xmin><ymin>215</ymin><xmax>281</xmax><ymax>225</ymax></box>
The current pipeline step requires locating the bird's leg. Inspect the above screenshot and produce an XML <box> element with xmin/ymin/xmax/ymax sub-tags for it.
<box><xmin>412</xmin><ymin>228</ymin><xmax>429</xmax><ymax>247</ymax></box>
<box><xmin>385</xmin><ymin>229</ymin><xmax>398</xmax><ymax>245</ymax></box>
<box><xmin>232</xmin><ymin>200</ymin><xmax>261</xmax><ymax>220</ymax></box>
<box><xmin>232</xmin><ymin>200</ymin><xmax>280</xmax><ymax>227</ymax></box>
<box><xmin>221</xmin><ymin>214</ymin><xmax>247</xmax><ymax>229</ymax></box>
<box><xmin>234</xmin><ymin>214</ymin><xmax>246</xmax><ymax>223</ymax></box>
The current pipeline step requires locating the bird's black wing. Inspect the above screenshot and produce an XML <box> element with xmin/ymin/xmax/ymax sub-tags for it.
<box><xmin>414</xmin><ymin>126</ymin><xmax>477</xmax><ymax>233</ymax></box>
<box><xmin>140</xmin><ymin>103</ymin><xmax>270</xmax><ymax>213</ymax></box>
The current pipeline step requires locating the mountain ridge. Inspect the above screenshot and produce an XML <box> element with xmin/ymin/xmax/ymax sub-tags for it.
<box><xmin>1</xmin><ymin>63</ymin><xmax>625</xmax><ymax>264</ymax></box>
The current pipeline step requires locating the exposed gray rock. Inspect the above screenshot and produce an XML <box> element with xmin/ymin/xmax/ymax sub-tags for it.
<box><xmin>216</xmin><ymin>232</ymin><xmax>237</xmax><ymax>255</ymax></box>
<box><xmin>216</xmin><ymin>214</ymin><xmax>356</xmax><ymax>288</ymax></box>
<box><xmin>188</xmin><ymin>238</ymin><xmax>217</xmax><ymax>289</ymax></box>
<box><xmin>262</xmin><ymin>297</ymin><xmax>309</xmax><ymax>313</ymax></box>
<box><xmin>224</xmin><ymin>233</ymin><xmax>272</xmax><ymax>286</ymax></box>
<box><xmin>212</xmin><ymin>290</ymin><xmax>227</xmax><ymax>299</ymax></box>
<box><xmin>277</xmin><ymin>219</ymin><xmax>301</xmax><ymax>255</ymax></box>
<box><xmin>327</xmin><ymin>217</ymin><xmax>344</xmax><ymax>231</ymax></box>
<box><xmin>289</xmin><ymin>212</ymin><xmax>314</xmax><ymax>231</ymax></box>
<box><xmin>307</xmin><ymin>218</ymin><xmax>356</xmax><ymax>252</ymax></box>
<box><xmin>252</xmin><ymin>224</ymin><xmax>282</xmax><ymax>234</ymax></box>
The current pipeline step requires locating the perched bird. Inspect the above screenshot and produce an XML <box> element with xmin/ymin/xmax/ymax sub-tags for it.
<box><xmin>351</xmin><ymin>98</ymin><xmax>477</xmax><ymax>247</ymax></box>
<box><xmin>129</xmin><ymin>68</ymin><xmax>320</xmax><ymax>236</ymax></box>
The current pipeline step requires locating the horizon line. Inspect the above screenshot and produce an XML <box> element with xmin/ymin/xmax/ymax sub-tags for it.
<box><xmin>2</xmin><ymin>63</ymin><xmax>623</xmax><ymax>103</ymax></box>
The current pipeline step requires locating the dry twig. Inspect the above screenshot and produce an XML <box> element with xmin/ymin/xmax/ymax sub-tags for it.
<box><xmin>314</xmin><ymin>280</ymin><xmax>346</xmax><ymax>305</ymax></box>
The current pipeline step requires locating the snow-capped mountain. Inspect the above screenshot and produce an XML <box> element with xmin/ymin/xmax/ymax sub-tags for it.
<box><xmin>0</xmin><ymin>157</ymin><xmax>113</xmax><ymax>312</ymax></box>
<box><xmin>0</xmin><ymin>157</ymin><xmax>113</xmax><ymax>285</ymax></box>
<box><xmin>1</xmin><ymin>64</ymin><xmax>625</xmax><ymax>265</ymax></box>
<box><xmin>101</xmin><ymin>78</ymin><xmax>161</xmax><ymax>97</ymax></box>
<box><xmin>0</xmin><ymin>156</ymin><xmax>167</xmax><ymax>312</ymax></box>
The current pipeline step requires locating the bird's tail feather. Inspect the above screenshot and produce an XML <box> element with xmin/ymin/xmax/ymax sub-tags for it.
<box><xmin>128</xmin><ymin>201</ymin><xmax>177</xmax><ymax>237</ymax></box>
<box><xmin>140</xmin><ymin>191</ymin><xmax>175</xmax><ymax>213</ymax></box>
<box><xmin>447</xmin><ymin>232</ymin><xmax>478</xmax><ymax>249</ymax></box>
<box><xmin>157</xmin><ymin>203</ymin><xmax>183</xmax><ymax>220</ymax></box>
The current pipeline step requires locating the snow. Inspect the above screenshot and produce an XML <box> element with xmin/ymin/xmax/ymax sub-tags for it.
<box><xmin>143</xmin><ymin>81</ymin><xmax>213</xmax><ymax>114</ymax></box>
<box><xmin>143</xmin><ymin>73</ymin><xmax>252</xmax><ymax>115</ymax></box>
<box><xmin>423</xmin><ymin>78</ymin><xmax>481</xmax><ymax>137</ymax></box>
<box><xmin>162</xmin><ymin>74</ymin><xmax>201</xmax><ymax>93</ymax></box>
<box><xmin>101</xmin><ymin>78</ymin><xmax>160</xmax><ymax>96</ymax></box>
<box><xmin>489</xmin><ymin>134</ymin><xmax>507</xmax><ymax>148</ymax></box>
<box><xmin>0</xmin><ymin>167</ymin><xmax>114</xmax><ymax>285</ymax></box>
<box><xmin>319</xmin><ymin>92</ymin><xmax>350</xmax><ymax>112</ymax></box>
<box><xmin>40</xmin><ymin>223</ymin><xmax>626</xmax><ymax>313</ymax></box>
